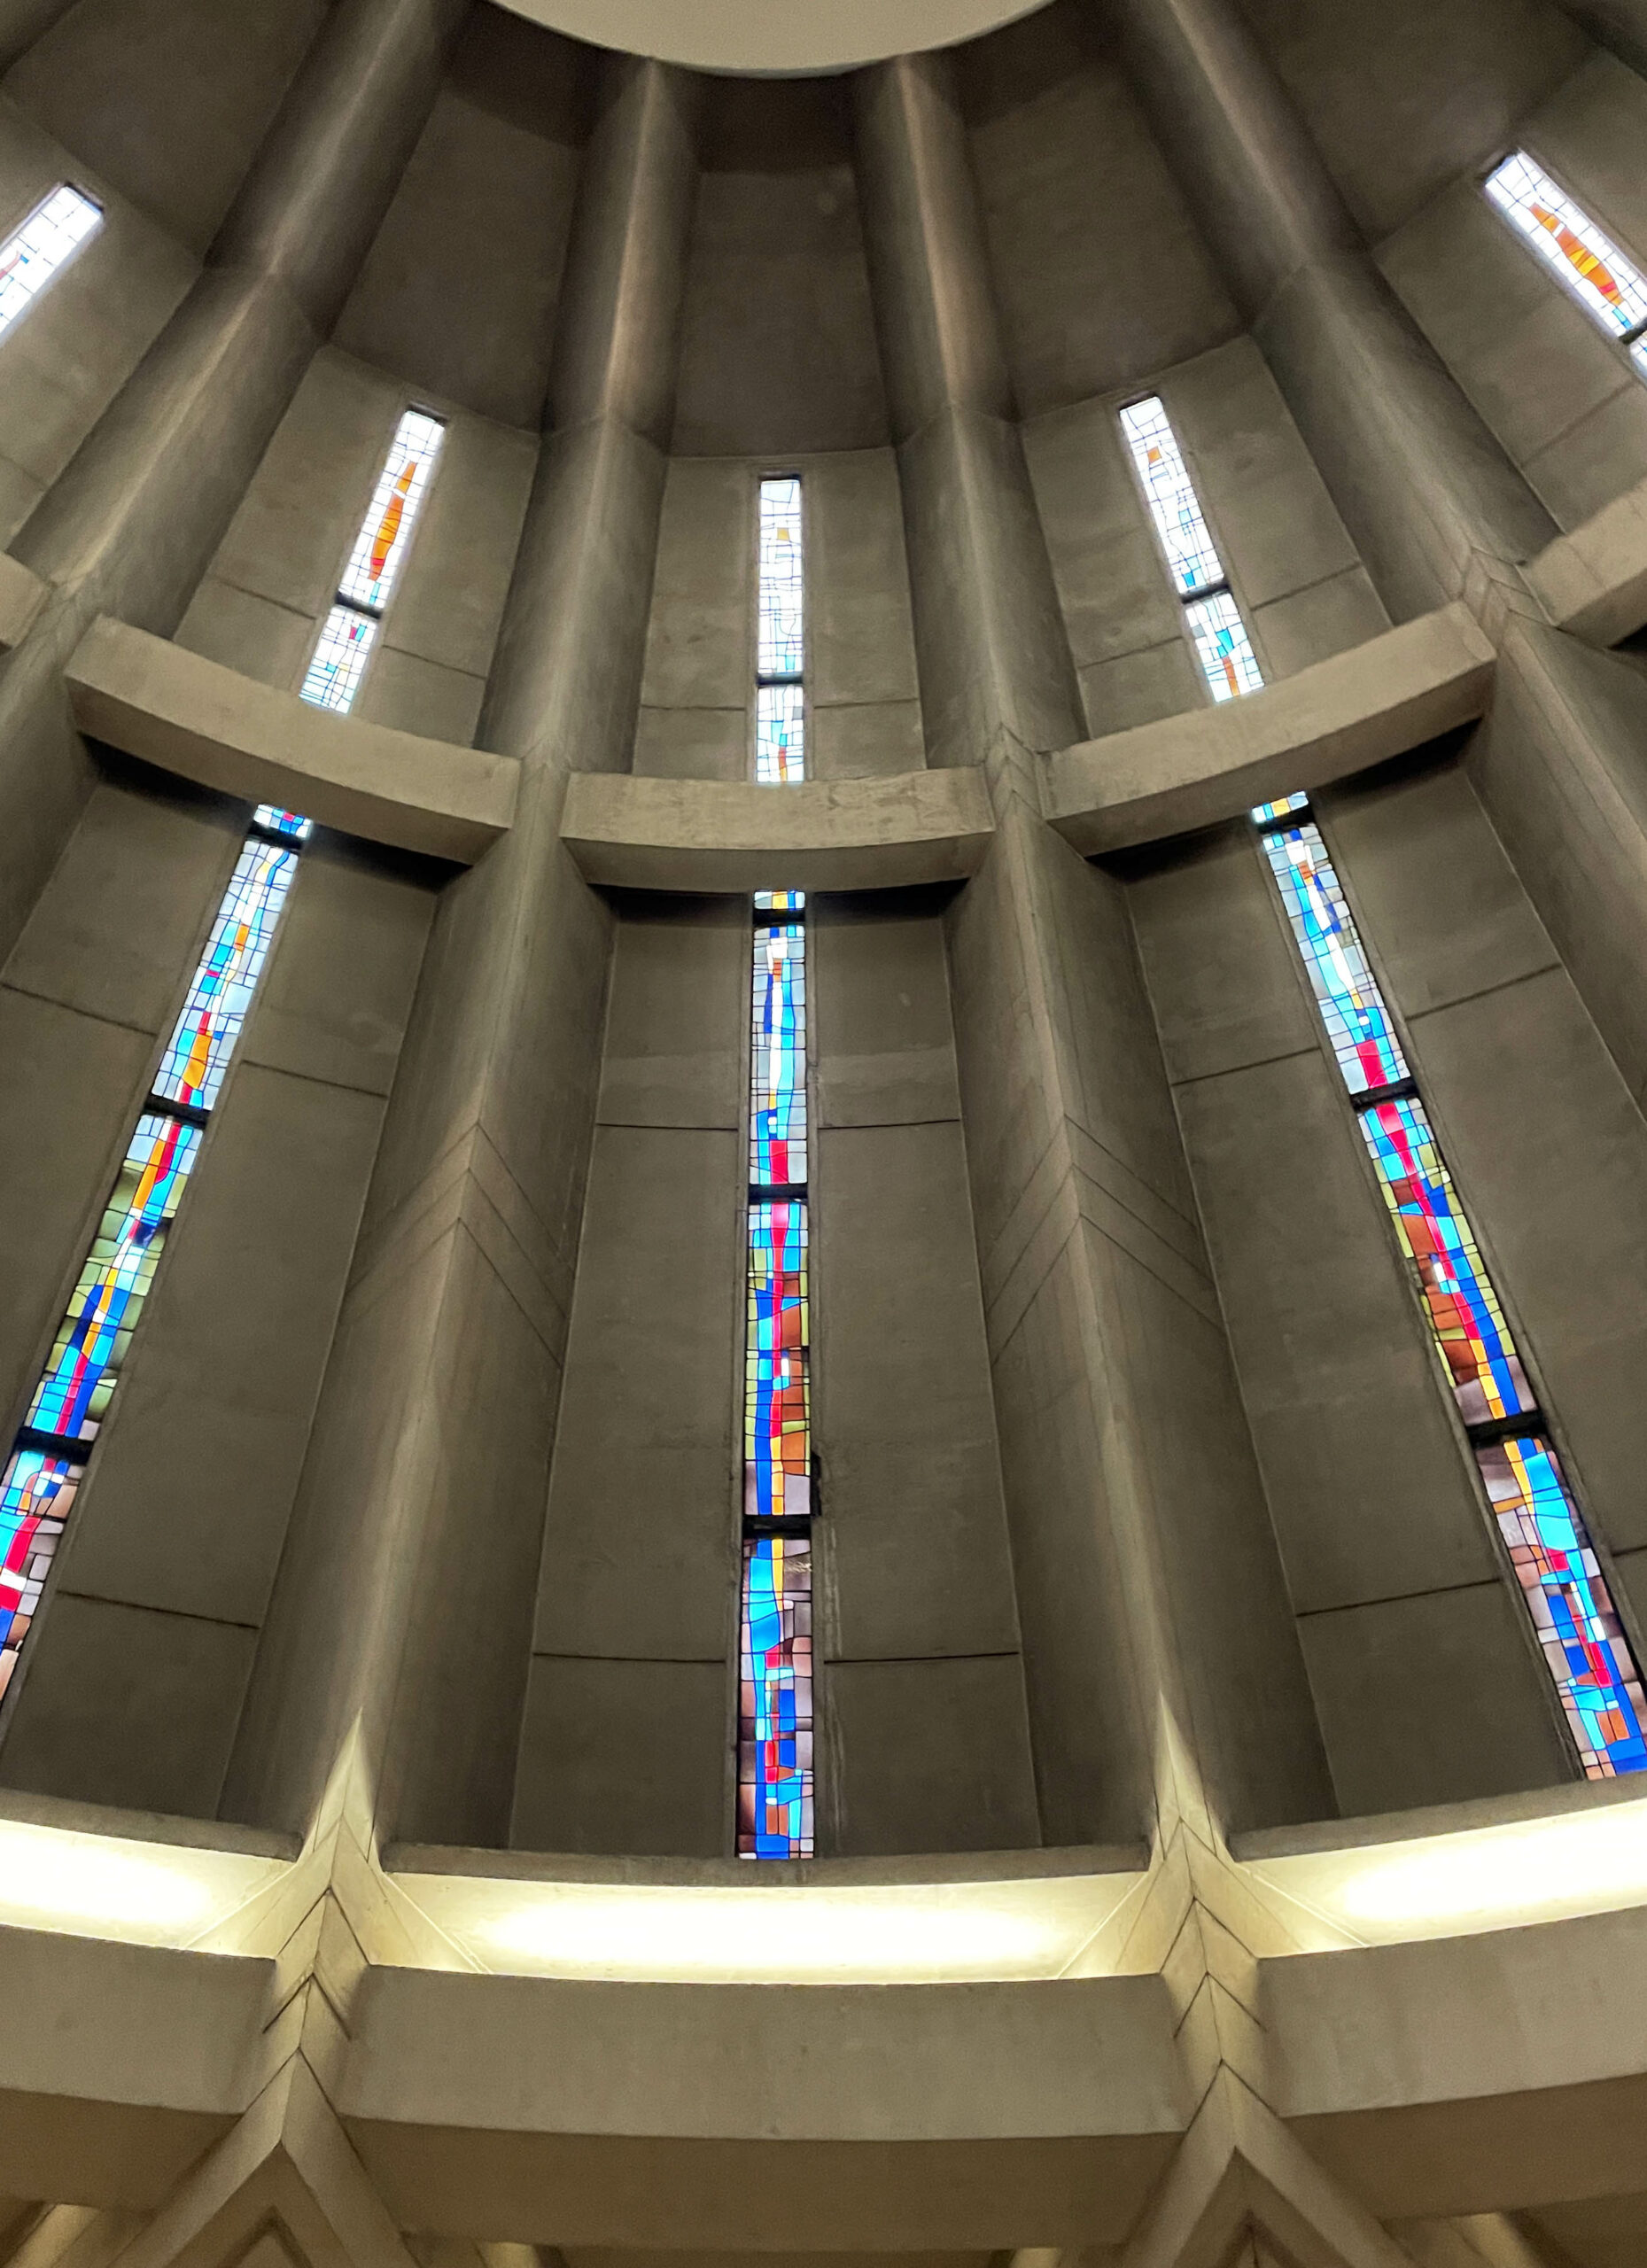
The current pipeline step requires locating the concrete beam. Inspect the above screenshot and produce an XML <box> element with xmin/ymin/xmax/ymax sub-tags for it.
<box><xmin>1525</xmin><ymin>470</ymin><xmax>1647</xmax><ymax>647</ymax></box>
<box><xmin>1269</xmin><ymin>1901</ymin><xmax>1647</xmax><ymax>2218</ymax></box>
<box><xmin>65</xmin><ymin>618</ymin><xmax>518</xmax><ymax>866</ymax></box>
<box><xmin>559</xmin><ymin>766</ymin><xmax>994</xmax><ymax>892</ymax></box>
<box><xmin>1045</xmin><ymin>605</ymin><xmax>1495</xmax><ymax>855</ymax></box>
<box><xmin>339</xmin><ymin>1967</ymin><xmax>1184</xmax><ymax>2248</ymax></box>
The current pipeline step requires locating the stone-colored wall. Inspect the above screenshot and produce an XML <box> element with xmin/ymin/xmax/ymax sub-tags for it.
<box><xmin>1379</xmin><ymin>50</ymin><xmax>1647</xmax><ymax>528</ymax></box>
<box><xmin>634</xmin><ymin>448</ymin><xmax>924</xmax><ymax>781</ymax></box>
<box><xmin>1025</xmin><ymin>336</ymin><xmax>1389</xmax><ymax>739</ymax></box>
<box><xmin>176</xmin><ymin>346</ymin><xmax>538</xmax><ymax>747</ymax></box>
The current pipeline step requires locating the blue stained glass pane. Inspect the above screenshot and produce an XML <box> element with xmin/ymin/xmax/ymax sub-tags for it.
<box><xmin>26</xmin><ymin>1114</ymin><xmax>203</xmax><ymax>1443</ymax></box>
<box><xmin>1185</xmin><ymin>590</ymin><xmax>1264</xmax><ymax>702</ymax></box>
<box><xmin>1360</xmin><ymin>1096</ymin><xmax>1534</xmax><ymax>1427</ymax></box>
<box><xmin>738</xmin><ymin>1531</ymin><xmax>813</xmax><ymax>1858</ymax></box>
<box><xmin>1263</xmin><ymin>822</ymin><xmax>1409</xmax><ymax>1094</ymax></box>
<box><xmin>1252</xmin><ymin>792</ymin><xmax>1310</xmax><ymax>825</ymax></box>
<box><xmin>153</xmin><ymin>837</ymin><xmax>299</xmax><ymax>1110</ymax></box>
<box><xmin>745</xmin><ymin>1199</ymin><xmax>811</xmax><ymax>1521</ymax></box>
<box><xmin>256</xmin><ymin>806</ymin><xmax>312</xmax><ymax>840</ymax></box>
<box><xmin>1477</xmin><ymin>1433</ymin><xmax>1647</xmax><ymax>1777</ymax></box>
<box><xmin>757</xmin><ymin>682</ymin><xmax>804</xmax><ymax>785</ymax></box>
<box><xmin>0</xmin><ymin>1448</ymin><xmax>84</xmax><ymax>1699</ymax></box>
<box><xmin>754</xmin><ymin>890</ymin><xmax>805</xmax><ymax>913</ymax></box>
<box><xmin>750</xmin><ymin>921</ymin><xmax>807</xmax><ymax>1187</ymax></box>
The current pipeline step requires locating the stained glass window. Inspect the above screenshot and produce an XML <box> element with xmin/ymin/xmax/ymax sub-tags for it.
<box><xmin>1253</xmin><ymin>794</ymin><xmax>1647</xmax><ymax>1779</ymax></box>
<box><xmin>758</xmin><ymin>477</ymin><xmax>804</xmax><ymax>678</ymax></box>
<box><xmin>0</xmin><ymin>809</ymin><xmax>310</xmax><ymax>1700</ymax></box>
<box><xmin>1486</xmin><ymin>151</ymin><xmax>1647</xmax><ymax>377</ymax></box>
<box><xmin>1262</xmin><ymin>820</ymin><xmax>1409</xmax><ymax>1093</ymax></box>
<box><xmin>0</xmin><ymin>185</ymin><xmax>101</xmax><ymax>342</ymax></box>
<box><xmin>299</xmin><ymin>407</ymin><xmax>445</xmax><ymax>717</ymax></box>
<box><xmin>1122</xmin><ymin>395</ymin><xmax>1265</xmax><ymax>704</ymax></box>
<box><xmin>739</xmin><ymin>1531</ymin><xmax>813</xmax><ymax>1859</ymax></box>
<box><xmin>152</xmin><ymin>836</ymin><xmax>299</xmax><ymax>1111</ymax></box>
<box><xmin>300</xmin><ymin>607</ymin><xmax>377</xmax><ymax>715</ymax></box>
<box><xmin>1360</xmin><ymin>1095</ymin><xmax>1534</xmax><ymax>1426</ymax></box>
<box><xmin>739</xmin><ymin>485</ymin><xmax>815</xmax><ymax>1858</ymax></box>
<box><xmin>750</xmin><ymin>920</ymin><xmax>808</xmax><ymax>1186</ymax></box>
<box><xmin>1477</xmin><ymin>1433</ymin><xmax>1647</xmax><ymax>1775</ymax></box>
<box><xmin>746</xmin><ymin>1196</ymin><xmax>812</xmax><ymax>1525</ymax></box>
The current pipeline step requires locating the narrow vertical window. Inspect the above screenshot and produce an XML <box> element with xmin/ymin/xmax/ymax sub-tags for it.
<box><xmin>0</xmin><ymin>185</ymin><xmax>101</xmax><ymax>340</ymax></box>
<box><xmin>756</xmin><ymin>477</ymin><xmax>804</xmax><ymax>782</ymax></box>
<box><xmin>738</xmin><ymin>474</ymin><xmax>815</xmax><ymax>1859</ymax></box>
<box><xmin>1254</xmin><ymin>797</ymin><xmax>1647</xmax><ymax>1778</ymax></box>
<box><xmin>299</xmin><ymin>408</ymin><xmax>445</xmax><ymax>716</ymax></box>
<box><xmin>1121</xmin><ymin>394</ymin><xmax>1264</xmax><ymax>703</ymax></box>
<box><xmin>1486</xmin><ymin>152</ymin><xmax>1647</xmax><ymax>377</ymax></box>
<box><xmin>0</xmin><ymin>806</ymin><xmax>310</xmax><ymax>1701</ymax></box>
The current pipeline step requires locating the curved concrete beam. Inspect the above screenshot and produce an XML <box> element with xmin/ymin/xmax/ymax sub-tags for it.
<box><xmin>1525</xmin><ymin>470</ymin><xmax>1647</xmax><ymax>648</ymax></box>
<box><xmin>65</xmin><ymin>616</ymin><xmax>517</xmax><ymax>865</ymax></box>
<box><xmin>561</xmin><ymin>767</ymin><xmax>994</xmax><ymax>892</ymax></box>
<box><xmin>1045</xmin><ymin>602</ymin><xmax>1496</xmax><ymax>856</ymax></box>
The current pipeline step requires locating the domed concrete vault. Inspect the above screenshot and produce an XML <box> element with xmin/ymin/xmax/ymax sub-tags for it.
<box><xmin>0</xmin><ymin>2</ymin><xmax>1646</xmax><ymax>2267</ymax></box>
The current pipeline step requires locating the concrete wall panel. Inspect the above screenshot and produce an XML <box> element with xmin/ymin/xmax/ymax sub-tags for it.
<box><xmin>332</xmin><ymin>8</ymin><xmax>588</xmax><ymax>429</ymax></box>
<box><xmin>6</xmin><ymin>0</ymin><xmax>328</xmax><ymax>252</ymax></box>
<box><xmin>513</xmin><ymin>1655</ymin><xmax>729</xmax><ymax>1856</ymax></box>
<box><xmin>672</xmin><ymin>79</ymin><xmax>887</xmax><ymax>459</ymax></box>
<box><xmin>825</xmin><ymin>1653</ymin><xmax>1039</xmax><ymax>1854</ymax></box>
<box><xmin>961</xmin><ymin>2</ymin><xmax>1239</xmax><ymax>414</ymax></box>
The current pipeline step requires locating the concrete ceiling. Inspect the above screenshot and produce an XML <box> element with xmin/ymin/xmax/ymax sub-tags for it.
<box><xmin>491</xmin><ymin>0</ymin><xmax>1054</xmax><ymax>74</ymax></box>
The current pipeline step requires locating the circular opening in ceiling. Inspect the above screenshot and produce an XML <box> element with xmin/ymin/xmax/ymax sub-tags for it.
<box><xmin>491</xmin><ymin>0</ymin><xmax>1056</xmax><ymax>75</ymax></box>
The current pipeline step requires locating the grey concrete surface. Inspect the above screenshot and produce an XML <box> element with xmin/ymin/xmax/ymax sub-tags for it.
<box><xmin>1105</xmin><ymin>0</ymin><xmax>1558</xmax><ymax>624</ymax></box>
<box><xmin>857</xmin><ymin>41</ymin><xmax>1332</xmax><ymax>1845</ymax></box>
<box><xmin>222</xmin><ymin>52</ymin><xmax>703</xmax><ymax>1852</ymax></box>
<box><xmin>0</xmin><ymin>0</ymin><xmax>468</xmax><ymax>990</ymax></box>
<box><xmin>1046</xmin><ymin>604</ymin><xmax>1494</xmax><ymax>852</ymax></box>
<box><xmin>1377</xmin><ymin>51</ymin><xmax>1647</xmax><ymax>532</ymax></box>
<box><xmin>962</xmin><ymin>4</ymin><xmax>1239</xmax><ymax>414</ymax></box>
<box><xmin>672</xmin><ymin>78</ymin><xmax>888</xmax><ymax>457</ymax></box>
<box><xmin>1319</xmin><ymin>752</ymin><xmax>1647</xmax><ymax>1569</ymax></box>
<box><xmin>333</xmin><ymin>7</ymin><xmax>589</xmax><ymax>431</ymax></box>
<box><xmin>7</xmin><ymin>0</ymin><xmax>328</xmax><ymax>253</ymax></box>
<box><xmin>560</xmin><ymin>767</ymin><xmax>994</xmax><ymax>892</ymax></box>
<box><xmin>67</xmin><ymin>614</ymin><xmax>519</xmax><ymax>861</ymax></box>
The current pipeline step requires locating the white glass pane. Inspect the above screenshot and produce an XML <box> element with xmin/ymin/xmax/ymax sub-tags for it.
<box><xmin>1486</xmin><ymin>151</ymin><xmax>1647</xmax><ymax>342</ymax></box>
<box><xmin>1120</xmin><ymin>394</ymin><xmax>1226</xmax><ymax>596</ymax></box>
<box><xmin>758</xmin><ymin>477</ymin><xmax>804</xmax><ymax>679</ymax></box>
<box><xmin>0</xmin><ymin>184</ymin><xmax>101</xmax><ymax>340</ymax></box>
<box><xmin>1185</xmin><ymin>590</ymin><xmax>1264</xmax><ymax>702</ymax></box>
<box><xmin>300</xmin><ymin>605</ymin><xmax>378</xmax><ymax>714</ymax></box>
<box><xmin>757</xmin><ymin>681</ymin><xmax>804</xmax><ymax>784</ymax></box>
<box><xmin>337</xmin><ymin>408</ymin><xmax>446</xmax><ymax>612</ymax></box>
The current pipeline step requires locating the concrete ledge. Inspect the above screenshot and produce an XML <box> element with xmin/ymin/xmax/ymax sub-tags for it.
<box><xmin>341</xmin><ymin>1968</ymin><xmax>1183</xmax><ymax>2246</ymax></box>
<box><xmin>1526</xmin><ymin>470</ymin><xmax>1647</xmax><ymax>647</ymax></box>
<box><xmin>561</xmin><ymin>767</ymin><xmax>994</xmax><ymax>892</ymax></box>
<box><xmin>66</xmin><ymin>616</ymin><xmax>518</xmax><ymax>865</ymax></box>
<box><xmin>1044</xmin><ymin>603</ymin><xmax>1496</xmax><ymax>855</ymax></box>
<box><xmin>0</xmin><ymin>551</ymin><xmax>45</xmax><ymax>650</ymax></box>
